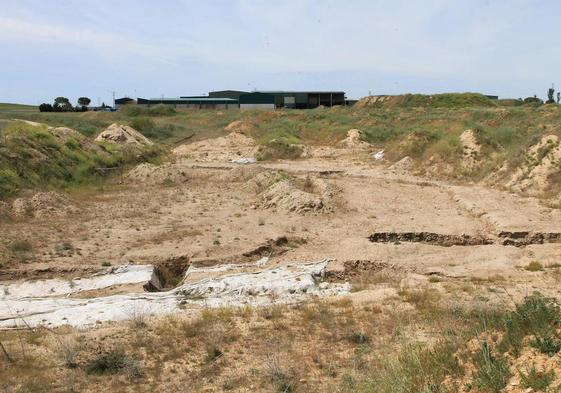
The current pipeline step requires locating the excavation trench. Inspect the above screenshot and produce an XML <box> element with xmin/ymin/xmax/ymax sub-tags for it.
<box><xmin>368</xmin><ymin>231</ymin><xmax>561</xmax><ymax>247</ymax></box>
<box><xmin>368</xmin><ymin>232</ymin><xmax>492</xmax><ymax>247</ymax></box>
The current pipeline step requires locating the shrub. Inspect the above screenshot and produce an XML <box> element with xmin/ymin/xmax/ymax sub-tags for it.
<box><xmin>499</xmin><ymin>292</ymin><xmax>560</xmax><ymax>355</ymax></box>
<box><xmin>85</xmin><ymin>348</ymin><xmax>140</xmax><ymax>376</ymax></box>
<box><xmin>86</xmin><ymin>349</ymin><xmax>128</xmax><ymax>374</ymax></box>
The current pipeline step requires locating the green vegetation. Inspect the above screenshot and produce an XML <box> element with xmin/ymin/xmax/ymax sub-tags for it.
<box><xmin>0</xmin><ymin>122</ymin><xmax>162</xmax><ymax>199</ymax></box>
<box><xmin>2</xmin><ymin>99</ymin><xmax>561</xmax><ymax>192</ymax></box>
<box><xmin>525</xmin><ymin>261</ymin><xmax>545</xmax><ymax>271</ymax></box>
<box><xmin>519</xmin><ymin>365</ymin><xmax>556</xmax><ymax>391</ymax></box>
<box><xmin>0</xmin><ymin>102</ymin><xmax>37</xmax><ymax>112</ymax></box>
<box><xmin>85</xmin><ymin>348</ymin><xmax>140</xmax><ymax>378</ymax></box>
<box><xmin>472</xmin><ymin>342</ymin><xmax>511</xmax><ymax>393</ymax></box>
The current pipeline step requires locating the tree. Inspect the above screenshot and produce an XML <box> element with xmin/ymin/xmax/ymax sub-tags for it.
<box><xmin>39</xmin><ymin>103</ymin><xmax>53</xmax><ymax>112</ymax></box>
<box><xmin>77</xmin><ymin>97</ymin><xmax>91</xmax><ymax>107</ymax></box>
<box><xmin>557</xmin><ymin>92</ymin><xmax>560</xmax><ymax>104</ymax></box>
<box><xmin>547</xmin><ymin>86</ymin><xmax>555</xmax><ymax>104</ymax></box>
<box><xmin>53</xmin><ymin>96</ymin><xmax>72</xmax><ymax>112</ymax></box>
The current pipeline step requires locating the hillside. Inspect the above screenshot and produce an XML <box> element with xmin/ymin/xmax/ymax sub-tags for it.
<box><xmin>0</xmin><ymin>121</ymin><xmax>161</xmax><ymax>199</ymax></box>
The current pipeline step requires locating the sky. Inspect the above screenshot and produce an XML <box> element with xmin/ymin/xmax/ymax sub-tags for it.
<box><xmin>1</xmin><ymin>0</ymin><xmax>560</xmax><ymax>105</ymax></box>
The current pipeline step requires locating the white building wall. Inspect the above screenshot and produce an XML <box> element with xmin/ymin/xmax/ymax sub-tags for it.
<box><xmin>240</xmin><ymin>103</ymin><xmax>275</xmax><ymax>110</ymax></box>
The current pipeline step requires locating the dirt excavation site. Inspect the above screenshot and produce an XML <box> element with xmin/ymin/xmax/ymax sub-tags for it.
<box><xmin>3</xmin><ymin>114</ymin><xmax>561</xmax><ymax>392</ymax></box>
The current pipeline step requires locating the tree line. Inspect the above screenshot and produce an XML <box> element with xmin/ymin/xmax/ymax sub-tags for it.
<box><xmin>39</xmin><ymin>97</ymin><xmax>96</xmax><ymax>112</ymax></box>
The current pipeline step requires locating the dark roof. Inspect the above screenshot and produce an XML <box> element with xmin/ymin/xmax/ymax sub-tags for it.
<box><xmin>148</xmin><ymin>97</ymin><xmax>238</xmax><ymax>102</ymax></box>
<box><xmin>256</xmin><ymin>90</ymin><xmax>345</xmax><ymax>94</ymax></box>
<box><xmin>115</xmin><ymin>97</ymin><xmax>136</xmax><ymax>104</ymax></box>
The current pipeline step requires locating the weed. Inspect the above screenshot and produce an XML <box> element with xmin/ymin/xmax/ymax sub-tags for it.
<box><xmin>85</xmin><ymin>348</ymin><xmax>129</xmax><ymax>375</ymax></box>
<box><xmin>264</xmin><ymin>354</ymin><xmax>297</xmax><ymax>393</ymax></box>
<box><xmin>359</xmin><ymin>341</ymin><xmax>463</xmax><ymax>393</ymax></box>
<box><xmin>9</xmin><ymin>239</ymin><xmax>32</xmax><ymax>253</ymax></box>
<box><xmin>518</xmin><ymin>365</ymin><xmax>555</xmax><ymax>391</ymax></box>
<box><xmin>55</xmin><ymin>336</ymin><xmax>80</xmax><ymax>368</ymax></box>
<box><xmin>472</xmin><ymin>342</ymin><xmax>510</xmax><ymax>393</ymax></box>
<box><xmin>530</xmin><ymin>334</ymin><xmax>561</xmax><ymax>356</ymax></box>
<box><xmin>347</xmin><ymin>332</ymin><xmax>371</xmax><ymax>345</ymax></box>
<box><xmin>525</xmin><ymin>261</ymin><xmax>544</xmax><ymax>271</ymax></box>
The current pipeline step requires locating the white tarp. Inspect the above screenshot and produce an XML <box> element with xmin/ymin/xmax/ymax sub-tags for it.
<box><xmin>0</xmin><ymin>260</ymin><xmax>349</xmax><ymax>329</ymax></box>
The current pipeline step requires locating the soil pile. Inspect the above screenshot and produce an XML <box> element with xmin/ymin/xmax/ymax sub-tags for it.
<box><xmin>126</xmin><ymin>163</ymin><xmax>190</xmax><ymax>185</ymax></box>
<box><xmin>507</xmin><ymin>135</ymin><xmax>561</xmax><ymax>195</ymax></box>
<box><xmin>11</xmin><ymin>192</ymin><xmax>79</xmax><ymax>218</ymax></box>
<box><xmin>337</xmin><ymin>129</ymin><xmax>369</xmax><ymax>148</ymax></box>
<box><xmin>224</xmin><ymin>120</ymin><xmax>256</xmax><ymax>135</ymax></box>
<box><xmin>220</xmin><ymin>165</ymin><xmax>266</xmax><ymax>183</ymax></box>
<box><xmin>260</xmin><ymin>177</ymin><xmax>340</xmax><ymax>214</ymax></box>
<box><xmin>95</xmin><ymin>123</ymin><xmax>153</xmax><ymax>145</ymax></box>
<box><xmin>173</xmin><ymin>132</ymin><xmax>258</xmax><ymax>162</ymax></box>
<box><xmin>389</xmin><ymin>156</ymin><xmax>415</xmax><ymax>172</ymax></box>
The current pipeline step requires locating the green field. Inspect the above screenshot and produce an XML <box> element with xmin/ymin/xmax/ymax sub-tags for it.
<box><xmin>0</xmin><ymin>102</ymin><xmax>38</xmax><ymax>112</ymax></box>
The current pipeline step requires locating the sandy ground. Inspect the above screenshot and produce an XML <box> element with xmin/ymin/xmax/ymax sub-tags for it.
<box><xmin>2</xmin><ymin>134</ymin><xmax>561</xmax><ymax>309</ymax></box>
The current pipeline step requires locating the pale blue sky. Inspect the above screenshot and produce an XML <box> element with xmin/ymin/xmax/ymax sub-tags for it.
<box><xmin>1</xmin><ymin>0</ymin><xmax>560</xmax><ymax>105</ymax></box>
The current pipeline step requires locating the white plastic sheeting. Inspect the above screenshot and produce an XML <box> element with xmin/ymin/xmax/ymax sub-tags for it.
<box><xmin>0</xmin><ymin>260</ymin><xmax>349</xmax><ymax>329</ymax></box>
<box><xmin>0</xmin><ymin>265</ymin><xmax>154</xmax><ymax>299</ymax></box>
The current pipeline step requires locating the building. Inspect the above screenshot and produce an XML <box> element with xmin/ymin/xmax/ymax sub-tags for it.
<box><xmin>137</xmin><ymin>97</ymin><xmax>239</xmax><ymax>110</ymax></box>
<box><xmin>132</xmin><ymin>90</ymin><xmax>348</xmax><ymax>110</ymax></box>
<box><xmin>210</xmin><ymin>90</ymin><xmax>347</xmax><ymax>109</ymax></box>
<box><xmin>239</xmin><ymin>92</ymin><xmax>275</xmax><ymax>109</ymax></box>
<box><xmin>252</xmin><ymin>91</ymin><xmax>346</xmax><ymax>109</ymax></box>
<box><xmin>114</xmin><ymin>97</ymin><xmax>136</xmax><ymax>109</ymax></box>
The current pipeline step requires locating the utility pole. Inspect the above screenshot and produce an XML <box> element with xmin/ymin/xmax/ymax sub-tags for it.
<box><xmin>112</xmin><ymin>91</ymin><xmax>115</xmax><ymax>108</ymax></box>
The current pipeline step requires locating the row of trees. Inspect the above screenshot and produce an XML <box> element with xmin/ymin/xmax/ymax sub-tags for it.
<box><xmin>39</xmin><ymin>97</ymin><xmax>92</xmax><ymax>112</ymax></box>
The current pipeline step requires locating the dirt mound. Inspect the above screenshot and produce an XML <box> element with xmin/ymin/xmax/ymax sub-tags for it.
<box><xmin>224</xmin><ymin>120</ymin><xmax>256</xmax><ymax>135</ymax></box>
<box><xmin>48</xmin><ymin>126</ymin><xmax>85</xmax><ymax>141</ymax></box>
<box><xmin>173</xmin><ymin>132</ymin><xmax>258</xmax><ymax>162</ymax></box>
<box><xmin>337</xmin><ymin>129</ymin><xmax>369</xmax><ymax>148</ymax></box>
<box><xmin>356</xmin><ymin>93</ymin><xmax>497</xmax><ymax>109</ymax></box>
<box><xmin>460</xmin><ymin>129</ymin><xmax>481</xmax><ymax>169</ymax></box>
<box><xmin>11</xmin><ymin>192</ymin><xmax>79</xmax><ymax>218</ymax></box>
<box><xmin>126</xmin><ymin>163</ymin><xmax>190</xmax><ymax>185</ymax></box>
<box><xmin>95</xmin><ymin>123</ymin><xmax>153</xmax><ymax>145</ymax></box>
<box><xmin>220</xmin><ymin>165</ymin><xmax>266</xmax><ymax>183</ymax></box>
<box><xmin>260</xmin><ymin>177</ymin><xmax>340</xmax><ymax>214</ymax></box>
<box><xmin>389</xmin><ymin>156</ymin><xmax>415</xmax><ymax>172</ymax></box>
<box><xmin>507</xmin><ymin>135</ymin><xmax>561</xmax><ymax>195</ymax></box>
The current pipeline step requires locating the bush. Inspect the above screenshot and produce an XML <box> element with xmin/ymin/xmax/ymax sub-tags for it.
<box><xmin>39</xmin><ymin>103</ymin><xmax>53</xmax><ymax>112</ymax></box>
<box><xmin>499</xmin><ymin>292</ymin><xmax>561</xmax><ymax>355</ymax></box>
<box><xmin>85</xmin><ymin>348</ymin><xmax>141</xmax><ymax>377</ymax></box>
<box><xmin>256</xmin><ymin>140</ymin><xmax>302</xmax><ymax>161</ymax></box>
